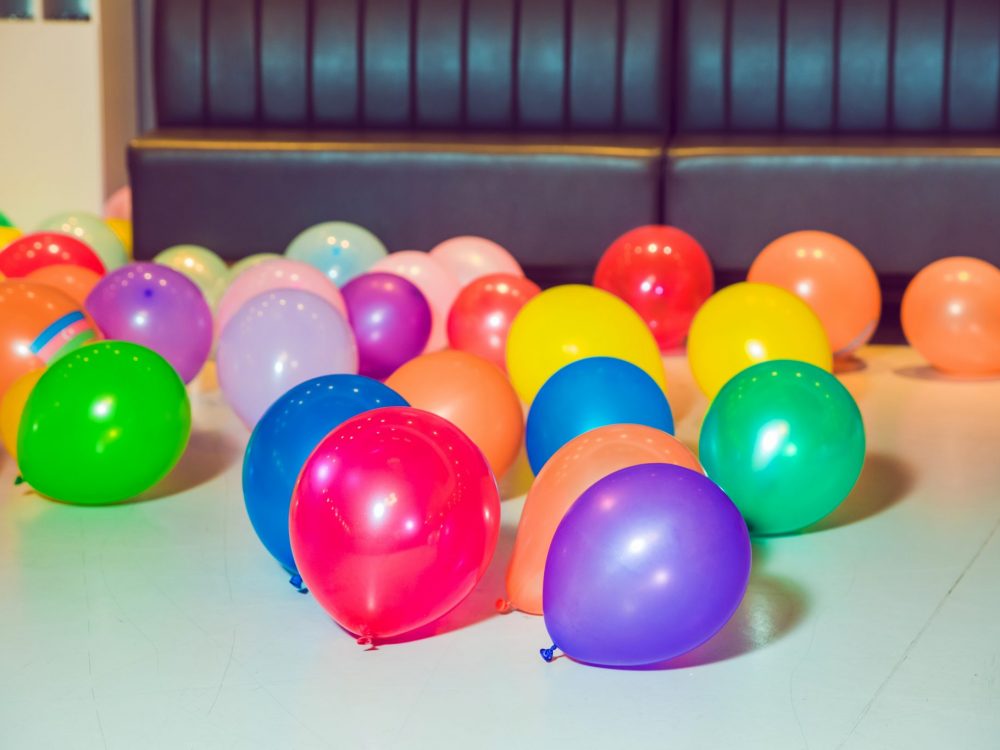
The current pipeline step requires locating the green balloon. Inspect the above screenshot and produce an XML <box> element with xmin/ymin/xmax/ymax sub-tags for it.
<box><xmin>699</xmin><ymin>359</ymin><xmax>865</xmax><ymax>535</ymax></box>
<box><xmin>37</xmin><ymin>211</ymin><xmax>129</xmax><ymax>270</ymax></box>
<box><xmin>0</xmin><ymin>210</ymin><xmax>12</xmax><ymax>228</ymax></box>
<box><xmin>18</xmin><ymin>341</ymin><xmax>192</xmax><ymax>505</ymax></box>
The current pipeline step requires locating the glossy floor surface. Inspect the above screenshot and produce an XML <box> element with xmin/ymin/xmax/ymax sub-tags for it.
<box><xmin>1</xmin><ymin>346</ymin><xmax>998</xmax><ymax>749</ymax></box>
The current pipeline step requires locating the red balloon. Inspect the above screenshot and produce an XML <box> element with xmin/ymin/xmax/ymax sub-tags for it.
<box><xmin>290</xmin><ymin>407</ymin><xmax>501</xmax><ymax>642</ymax></box>
<box><xmin>447</xmin><ymin>273</ymin><xmax>541</xmax><ymax>371</ymax></box>
<box><xmin>594</xmin><ymin>225</ymin><xmax>714</xmax><ymax>351</ymax></box>
<box><xmin>0</xmin><ymin>232</ymin><xmax>106</xmax><ymax>278</ymax></box>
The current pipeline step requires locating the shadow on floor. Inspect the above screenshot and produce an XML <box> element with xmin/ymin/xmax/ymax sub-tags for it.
<box><xmin>894</xmin><ymin>365</ymin><xmax>1000</xmax><ymax>383</ymax></box>
<box><xmin>809</xmin><ymin>451</ymin><xmax>915</xmax><ymax>533</ymax></box>
<box><xmin>378</xmin><ymin>521</ymin><xmax>519</xmax><ymax>645</ymax></box>
<box><xmin>834</xmin><ymin>355</ymin><xmax>868</xmax><ymax>375</ymax></box>
<box><xmin>140</xmin><ymin>429</ymin><xmax>244</xmax><ymax>501</ymax></box>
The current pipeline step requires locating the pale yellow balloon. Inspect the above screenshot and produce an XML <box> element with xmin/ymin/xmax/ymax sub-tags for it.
<box><xmin>228</xmin><ymin>253</ymin><xmax>283</xmax><ymax>281</ymax></box>
<box><xmin>153</xmin><ymin>244</ymin><xmax>229</xmax><ymax>306</ymax></box>
<box><xmin>505</xmin><ymin>284</ymin><xmax>668</xmax><ymax>404</ymax></box>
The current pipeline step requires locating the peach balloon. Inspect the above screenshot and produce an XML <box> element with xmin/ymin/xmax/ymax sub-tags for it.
<box><xmin>430</xmin><ymin>236</ymin><xmax>524</xmax><ymax>286</ymax></box>
<box><xmin>25</xmin><ymin>264</ymin><xmax>102</xmax><ymax>306</ymax></box>
<box><xmin>505</xmin><ymin>424</ymin><xmax>702</xmax><ymax>615</ymax></box>
<box><xmin>385</xmin><ymin>349</ymin><xmax>523</xmax><ymax>478</ymax></box>
<box><xmin>748</xmin><ymin>231</ymin><xmax>881</xmax><ymax>356</ymax></box>
<box><xmin>902</xmin><ymin>257</ymin><xmax>1000</xmax><ymax>375</ymax></box>
<box><xmin>215</xmin><ymin>259</ymin><xmax>347</xmax><ymax>336</ymax></box>
<box><xmin>370</xmin><ymin>251</ymin><xmax>461</xmax><ymax>351</ymax></box>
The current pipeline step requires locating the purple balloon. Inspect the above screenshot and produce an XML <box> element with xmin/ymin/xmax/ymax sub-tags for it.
<box><xmin>217</xmin><ymin>289</ymin><xmax>358</xmax><ymax>428</ymax></box>
<box><xmin>85</xmin><ymin>262</ymin><xmax>212</xmax><ymax>383</ymax></box>
<box><xmin>542</xmin><ymin>463</ymin><xmax>751</xmax><ymax>667</ymax></box>
<box><xmin>341</xmin><ymin>272</ymin><xmax>432</xmax><ymax>379</ymax></box>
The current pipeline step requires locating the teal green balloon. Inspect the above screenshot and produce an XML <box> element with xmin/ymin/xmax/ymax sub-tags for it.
<box><xmin>18</xmin><ymin>341</ymin><xmax>192</xmax><ymax>505</ymax></box>
<box><xmin>699</xmin><ymin>359</ymin><xmax>865</xmax><ymax>535</ymax></box>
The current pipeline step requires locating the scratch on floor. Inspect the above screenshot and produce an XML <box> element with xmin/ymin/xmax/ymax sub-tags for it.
<box><xmin>92</xmin><ymin>687</ymin><xmax>109</xmax><ymax>749</ymax></box>
<box><xmin>207</xmin><ymin>629</ymin><xmax>238</xmax><ymax>716</ymax></box>
<box><xmin>836</xmin><ymin>514</ymin><xmax>1000</xmax><ymax>749</ymax></box>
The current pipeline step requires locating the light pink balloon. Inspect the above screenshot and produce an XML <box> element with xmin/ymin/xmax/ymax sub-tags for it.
<box><xmin>369</xmin><ymin>251</ymin><xmax>461</xmax><ymax>351</ymax></box>
<box><xmin>216</xmin><ymin>259</ymin><xmax>347</xmax><ymax>337</ymax></box>
<box><xmin>430</xmin><ymin>236</ymin><xmax>524</xmax><ymax>286</ymax></box>
<box><xmin>103</xmin><ymin>186</ymin><xmax>132</xmax><ymax>220</ymax></box>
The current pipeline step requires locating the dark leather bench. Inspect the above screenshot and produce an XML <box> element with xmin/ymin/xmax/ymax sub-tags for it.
<box><xmin>131</xmin><ymin>0</ymin><xmax>1000</xmax><ymax>313</ymax></box>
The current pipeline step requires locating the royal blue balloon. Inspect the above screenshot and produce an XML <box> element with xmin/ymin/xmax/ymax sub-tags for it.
<box><xmin>525</xmin><ymin>357</ymin><xmax>674</xmax><ymax>474</ymax></box>
<box><xmin>242</xmin><ymin>375</ymin><xmax>408</xmax><ymax>575</ymax></box>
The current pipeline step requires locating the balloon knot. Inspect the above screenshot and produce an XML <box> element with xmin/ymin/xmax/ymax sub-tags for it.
<box><xmin>539</xmin><ymin>644</ymin><xmax>558</xmax><ymax>663</ymax></box>
<box><xmin>356</xmin><ymin>635</ymin><xmax>375</xmax><ymax>649</ymax></box>
<box><xmin>288</xmin><ymin>574</ymin><xmax>308</xmax><ymax>594</ymax></box>
<box><xmin>495</xmin><ymin>598</ymin><xmax>513</xmax><ymax>614</ymax></box>
<box><xmin>14</xmin><ymin>475</ymin><xmax>24</xmax><ymax>486</ymax></box>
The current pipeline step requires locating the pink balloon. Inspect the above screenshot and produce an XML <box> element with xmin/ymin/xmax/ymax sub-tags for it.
<box><xmin>430</xmin><ymin>236</ymin><xmax>524</xmax><ymax>286</ymax></box>
<box><xmin>103</xmin><ymin>186</ymin><xmax>131</xmax><ymax>220</ymax></box>
<box><xmin>216</xmin><ymin>259</ymin><xmax>347</xmax><ymax>337</ymax></box>
<box><xmin>369</xmin><ymin>251</ymin><xmax>461</xmax><ymax>351</ymax></box>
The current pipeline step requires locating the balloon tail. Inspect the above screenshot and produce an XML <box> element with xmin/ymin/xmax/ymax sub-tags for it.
<box><xmin>356</xmin><ymin>634</ymin><xmax>377</xmax><ymax>651</ymax></box>
<box><xmin>288</xmin><ymin>574</ymin><xmax>308</xmax><ymax>594</ymax></box>
<box><xmin>495</xmin><ymin>598</ymin><xmax>513</xmax><ymax>614</ymax></box>
<box><xmin>14</xmin><ymin>475</ymin><xmax>24</xmax><ymax>486</ymax></box>
<box><xmin>539</xmin><ymin>644</ymin><xmax>559</xmax><ymax>663</ymax></box>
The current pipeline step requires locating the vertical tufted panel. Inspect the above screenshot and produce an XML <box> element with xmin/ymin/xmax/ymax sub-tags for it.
<box><xmin>893</xmin><ymin>0</ymin><xmax>948</xmax><ymax>132</ymax></box>
<box><xmin>676</xmin><ymin>0</ymin><xmax>727</xmax><ymax>131</ymax></box>
<box><xmin>363</xmin><ymin>0</ymin><xmax>413</xmax><ymax>127</ymax></box>
<box><xmin>784</xmin><ymin>0</ymin><xmax>835</xmax><ymax>132</ymax></box>
<box><xmin>837</xmin><ymin>0</ymin><xmax>892</xmax><ymax>132</ymax></box>
<box><xmin>466</xmin><ymin>0</ymin><xmax>516</xmax><ymax>128</ymax></box>
<box><xmin>154</xmin><ymin>0</ymin><xmax>205</xmax><ymax>126</ymax></box>
<box><xmin>621</xmin><ymin>0</ymin><xmax>670</xmax><ymax>131</ymax></box>
<box><xmin>260</xmin><ymin>0</ymin><xmax>308</xmax><ymax>125</ymax></box>
<box><xmin>729</xmin><ymin>0</ymin><xmax>781</xmax><ymax>132</ymax></box>
<box><xmin>206</xmin><ymin>0</ymin><xmax>258</xmax><ymax>125</ymax></box>
<box><xmin>950</xmin><ymin>0</ymin><xmax>1000</xmax><ymax>131</ymax></box>
<box><xmin>416</xmin><ymin>0</ymin><xmax>464</xmax><ymax>127</ymax></box>
<box><xmin>518</xmin><ymin>0</ymin><xmax>568</xmax><ymax>130</ymax></box>
<box><xmin>313</xmin><ymin>0</ymin><xmax>362</xmax><ymax>127</ymax></box>
<box><xmin>570</xmin><ymin>0</ymin><xmax>618</xmax><ymax>130</ymax></box>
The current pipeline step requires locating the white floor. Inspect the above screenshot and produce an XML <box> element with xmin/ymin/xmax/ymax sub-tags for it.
<box><xmin>1</xmin><ymin>346</ymin><xmax>998</xmax><ymax>750</ymax></box>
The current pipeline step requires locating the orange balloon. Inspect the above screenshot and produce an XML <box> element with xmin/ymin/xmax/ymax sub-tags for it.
<box><xmin>748</xmin><ymin>231</ymin><xmax>881</xmax><ymax>356</ymax></box>
<box><xmin>902</xmin><ymin>257</ymin><xmax>1000</xmax><ymax>375</ymax></box>
<box><xmin>0</xmin><ymin>280</ymin><xmax>100</xmax><ymax>395</ymax></box>
<box><xmin>385</xmin><ymin>350</ymin><xmax>524</xmax><ymax>478</ymax></box>
<box><xmin>25</xmin><ymin>264</ymin><xmax>102</xmax><ymax>306</ymax></box>
<box><xmin>1</xmin><ymin>368</ymin><xmax>43</xmax><ymax>460</ymax></box>
<box><xmin>505</xmin><ymin>424</ymin><xmax>702</xmax><ymax>615</ymax></box>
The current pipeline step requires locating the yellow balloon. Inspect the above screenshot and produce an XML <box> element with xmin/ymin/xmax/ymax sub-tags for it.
<box><xmin>687</xmin><ymin>282</ymin><xmax>832</xmax><ymax>398</ymax></box>
<box><xmin>0</xmin><ymin>226</ymin><xmax>22</xmax><ymax>249</ymax></box>
<box><xmin>1</xmin><ymin>368</ymin><xmax>44</xmax><ymax>461</ymax></box>
<box><xmin>506</xmin><ymin>284</ymin><xmax>667</xmax><ymax>404</ymax></box>
<box><xmin>105</xmin><ymin>218</ymin><xmax>133</xmax><ymax>258</ymax></box>
<box><xmin>154</xmin><ymin>244</ymin><xmax>229</xmax><ymax>307</ymax></box>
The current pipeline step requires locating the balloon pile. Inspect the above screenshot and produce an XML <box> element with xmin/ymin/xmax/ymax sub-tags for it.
<box><xmin>3</xmin><ymin>201</ymin><xmax>997</xmax><ymax>668</ymax></box>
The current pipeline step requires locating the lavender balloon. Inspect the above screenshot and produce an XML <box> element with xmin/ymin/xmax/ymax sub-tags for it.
<box><xmin>542</xmin><ymin>464</ymin><xmax>751</xmax><ymax>667</ymax></box>
<box><xmin>85</xmin><ymin>262</ymin><xmax>212</xmax><ymax>383</ymax></box>
<box><xmin>341</xmin><ymin>272</ymin><xmax>432</xmax><ymax>379</ymax></box>
<box><xmin>217</xmin><ymin>289</ymin><xmax>358</xmax><ymax>428</ymax></box>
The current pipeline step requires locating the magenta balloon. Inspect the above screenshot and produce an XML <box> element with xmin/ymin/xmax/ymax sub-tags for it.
<box><xmin>341</xmin><ymin>272</ymin><xmax>432</xmax><ymax>379</ymax></box>
<box><xmin>217</xmin><ymin>289</ymin><xmax>358</xmax><ymax>428</ymax></box>
<box><xmin>543</xmin><ymin>464</ymin><xmax>751</xmax><ymax>667</ymax></box>
<box><xmin>85</xmin><ymin>262</ymin><xmax>212</xmax><ymax>383</ymax></box>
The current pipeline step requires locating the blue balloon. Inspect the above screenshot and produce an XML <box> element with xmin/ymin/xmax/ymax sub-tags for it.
<box><xmin>242</xmin><ymin>375</ymin><xmax>408</xmax><ymax>576</ymax></box>
<box><xmin>526</xmin><ymin>357</ymin><xmax>674</xmax><ymax>474</ymax></box>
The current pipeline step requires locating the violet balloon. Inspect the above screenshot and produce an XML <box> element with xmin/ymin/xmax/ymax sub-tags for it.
<box><xmin>216</xmin><ymin>289</ymin><xmax>358</xmax><ymax>428</ymax></box>
<box><xmin>341</xmin><ymin>272</ymin><xmax>432</xmax><ymax>379</ymax></box>
<box><xmin>85</xmin><ymin>262</ymin><xmax>212</xmax><ymax>383</ymax></box>
<box><xmin>542</xmin><ymin>464</ymin><xmax>751</xmax><ymax>667</ymax></box>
